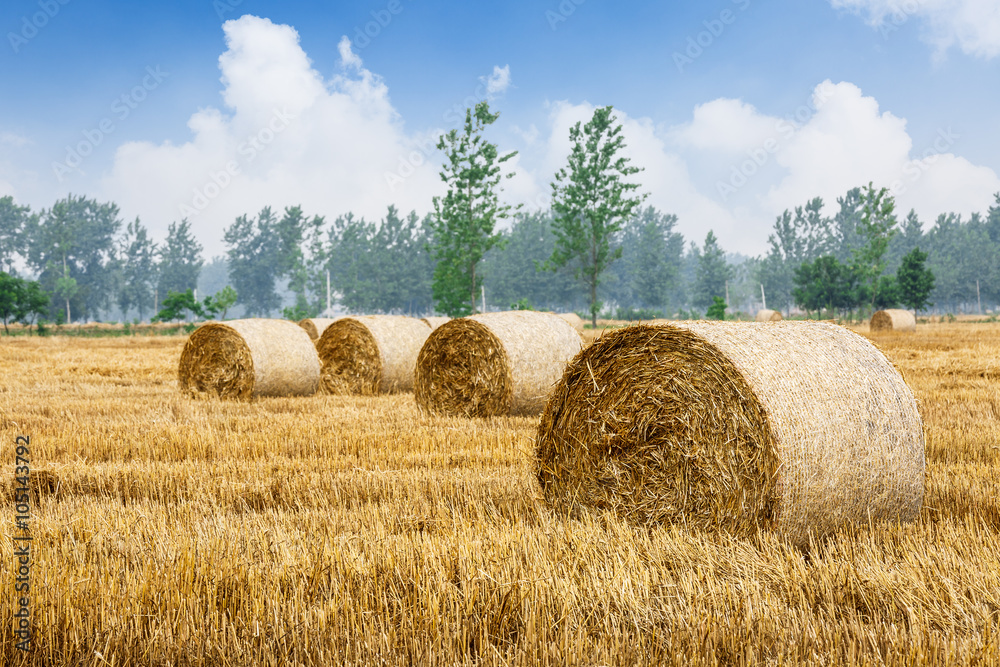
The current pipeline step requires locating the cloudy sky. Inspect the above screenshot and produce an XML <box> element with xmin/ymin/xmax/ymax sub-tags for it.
<box><xmin>2</xmin><ymin>0</ymin><xmax>999</xmax><ymax>256</ymax></box>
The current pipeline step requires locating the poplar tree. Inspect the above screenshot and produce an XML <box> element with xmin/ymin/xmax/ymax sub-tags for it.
<box><xmin>430</xmin><ymin>101</ymin><xmax>518</xmax><ymax>316</ymax></box>
<box><xmin>545</xmin><ymin>106</ymin><xmax>647</xmax><ymax>326</ymax></box>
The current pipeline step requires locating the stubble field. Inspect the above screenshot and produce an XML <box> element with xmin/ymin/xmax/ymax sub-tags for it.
<box><xmin>1</xmin><ymin>323</ymin><xmax>999</xmax><ymax>666</ymax></box>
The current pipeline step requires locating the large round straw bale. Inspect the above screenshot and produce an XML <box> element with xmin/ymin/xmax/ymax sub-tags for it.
<box><xmin>415</xmin><ymin>310</ymin><xmax>583</xmax><ymax>418</ymax></box>
<box><xmin>178</xmin><ymin>319</ymin><xmax>320</xmax><ymax>399</ymax></box>
<box><xmin>755</xmin><ymin>309</ymin><xmax>783</xmax><ymax>322</ymax></box>
<box><xmin>535</xmin><ymin>321</ymin><xmax>924</xmax><ymax>546</ymax></box>
<box><xmin>316</xmin><ymin>315</ymin><xmax>430</xmax><ymax>394</ymax></box>
<box><xmin>555</xmin><ymin>312</ymin><xmax>586</xmax><ymax>332</ymax></box>
<box><xmin>870</xmin><ymin>309</ymin><xmax>916</xmax><ymax>332</ymax></box>
<box><xmin>297</xmin><ymin>317</ymin><xmax>341</xmax><ymax>340</ymax></box>
<box><xmin>420</xmin><ymin>316</ymin><xmax>451</xmax><ymax>331</ymax></box>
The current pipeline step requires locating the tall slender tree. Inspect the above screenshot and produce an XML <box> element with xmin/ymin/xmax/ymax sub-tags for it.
<box><xmin>430</xmin><ymin>101</ymin><xmax>519</xmax><ymax>317</ymax></box>
<box><xmin>157</xmin><ymin>220</ymin><xmax>204</xmax><ymax>306</ymax></box>
<box><xmin>0</xmin><ymin>196</ymin><xmax>33</xmax><ymax>274</ymax></box>
<box><xmin>693</xmin><ymin>231</ymin><xmax>731</xmax><ymax>312</ymax></box>
<box><xmin>118</xmin><ymin>218</ymin><xmax>158</xmax><ymax>321</ymax></box>
<box><xmin>224</xmin><ymin>207</ymin><xmax>281</xmax><ymax>317</ymax></box>
<box><xmin>545</xmin><ymin>106</ymin><xmax>647</xmax><ymax>326</ymax></box>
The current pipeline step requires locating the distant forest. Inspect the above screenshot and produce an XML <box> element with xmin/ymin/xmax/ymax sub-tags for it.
<box><xmin>1</xmin><ymin>186</ymin><xmax>998</xmax><ymax>324</ymax></box>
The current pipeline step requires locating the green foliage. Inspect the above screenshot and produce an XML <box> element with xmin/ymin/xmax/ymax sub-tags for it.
<box><xmin>614</xmin><ymin>306</ymin><xmax>664</xmax><ymax>321</ymax></box>
<box><xmin>224</xmin><ymin>207</ymin><xmax>281</xmax><ymax>317</ymax></box>
<box><xmin>27</xmin><ymin>194</ymin><xmax>122</xmax><ymax>321</ymax></box>
<box><xmin>327</xmin><ymin>207</ymin><xmax>433</xmax><ymax>314</ymax></box>
<box><xmin>693</xmin><ymin>231</ymin><xmax>731</xmax><ymax>310</ymax></box>
<box><xmin>896</xmin><ymin>247</ymin><xmax>935</xmax><ymax>313</ymax></box>
<box><xmin>0</xmin><ymin>195</ymin><xmax>33</xmax><ymax>273</ymax></box>
<box><xmin>118</xmin><ymin>217</ymin><xmax>158</xmax><ymax>321</ymax></box>
<box><xmin>606</xmin><ymin>207</ymin><xmax>684</xmax><ymax>313</ymax></box>
<box><xmin>510</xmin><ymin>298</ymin><xmax>533</xmax><ymax>311</ymax></box>
<box><xmin>546</xmin><ymin>106</ymin><xmax>647</xmax><ymax>327</ymax></box>
<box><xmin>0</xmin><ymin>272</ymin><xmax>50</xmax><ymax>333</ymax></box>
<box><xmin>482</xmin><ymin>211</ymin><xmax>579</xmax><ymax>312</ymax></box>
<box><xmin>793</xmin><ymin>255</ymin><xmax>862</xmax><ymax>317</ymax></box>
<box><xmin>430</xmin><ymin>102</ymin><xmax>519</xmax><ymax>317</ymax></box>
<box><xmin>706</xmin><ymin>296</ymin><xmax>727</xmax><ymax>320</ymax></box>
<box><xmin>157</xmin><ymin>219</ymin><xmax>203</xmax><ymax>302</ymax></box>
<box><xmin>852</xmin><ymin>183</ymin><xmax>898</xmax><ymax>312</ymax></box>
<box><xmin>203</xmin><ymin>285</ymin><xmax>238</xmax><ymax>320</ymax></box>
<box><xmin>873</xmin><ymin>275</ymin><xmax>899</xmax><ymax>310</ymax></box>
<box><xmin>153</xmin><ymin>289</ymin><xmax>204</xmax><ymax>322</ymax></box>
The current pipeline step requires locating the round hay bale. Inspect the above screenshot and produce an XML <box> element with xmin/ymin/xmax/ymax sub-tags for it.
<box><xmin>555</xmin><ymin>312</ymin><xmax>586</xmax><ymax>332</ymax></box>
<box><xmin>316</xmin><ymin>315</ymin><xmax>431</xmax><ymax>395</ymax></box>
<box><xmin>420</xmin><ymin>316</ymin><xmax>451</xmax><ymax>331</ymax></box>
<box><xmin>870</xmin><ymin>309</ymin><xmax>916</xmax><ymax>332</ymax></box>
<box><xmin>415</xmin><ymin>310</ymin><xmax>583</xmax><ymax>418</ymax></box>
<box><xmin>755</xmin><ymin>309</ymin><xmax>783</xmax><ymax>322</ymax></box>
<box><xmin>298</xmin><ymin>317</ymin><xmax>341</xmax><ymax>340</ymax></box>
<box><xmin>535</xmin><ymin>321</ymin><xmax>924</xmax><ymax>546</ymax></box>
<box><xmin>178</xmin><ymin>319</ymin><xmax>320</xmax><ymax>399</ymax></box>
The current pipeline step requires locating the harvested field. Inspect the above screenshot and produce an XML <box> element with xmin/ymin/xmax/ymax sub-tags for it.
<box><xmin>1</xmin><ymin>323</ymin><xmax>999</xmax><ymax>665</ymax></box>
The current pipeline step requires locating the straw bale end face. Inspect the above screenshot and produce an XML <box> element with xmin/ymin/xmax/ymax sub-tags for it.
<box><xmin>317</xmin><ymin>316</ymin><xmax>430</xmax><ymax>395</ymax></box>
<box><xmin>537</xmin><ymin>325</ymin><xmax>779</xmax><ymax>534</ymax></box>
<box><xmin>178</xmin><ymin>319</ymin><xmax>320</xmax><ymax>399</ymax></box>
<box><xmin>536</xmin><ymin>321</ymin><xmax>925</xmax><ymax>546</ymax></box>
<box><xmin>755</xmin><ymin>309</ymin><xmax>783</xmax><ymax>322</ymax></box>
<box><xmin>415</xmin><ymin>311</ymin><xmax>583</xmax><ymax>418</ymax></box>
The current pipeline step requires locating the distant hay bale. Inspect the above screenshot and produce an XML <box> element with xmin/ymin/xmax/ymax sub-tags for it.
<box><xmin>178</xmin><ymin>319</ymin><xmax>320</xmax><ymax>399</ymax></box>
<box><xmin>555</xmin><ymin>312</ymin><xmax>586</xmax><ymax>332</ymax></box>
<box><xmin>535</xmin><ymin>321</ymin><xmax>925</xmax><ymax>547</ymax></box>
<box><xmin>420</xmin><ymin>316</ymin><xmax>451</xmax><ymax>331</ymax></box>
<box><xmin>871</xmin><ymin>309</ymin><xmax>916</xmax><ymax>332</ymax></box>
<box><xmin>755</xmin><ymin>309</ymin><xmax>783</xmax><ymax>322</ymax></box>
<box><xmin>415</xmin><ymin>310</ymin><xmax>583</xmax><ymax>418</ymax></box>
<box><xmin>298</xmin><ymin>317</ymin><xmax>341</xmax><ymax>340</ymax></box>
<box><xmin>316</xmin><ymin>316</ymin><xmax>431</xmax><ymax>394</ymax></box>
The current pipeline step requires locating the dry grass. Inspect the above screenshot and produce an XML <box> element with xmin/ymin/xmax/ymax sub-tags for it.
<box><xmin>0</xmin><ymin>324</ymin><xmax>999</xmax><ymax>665</ymax></box>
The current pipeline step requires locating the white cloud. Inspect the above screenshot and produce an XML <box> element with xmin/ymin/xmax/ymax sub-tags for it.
<box><xmin>830</xmin><ymin>0</ymin><xmax>1000</xmax><ymax>59</ymax></box>
<box><xmin>673</xmin><ymin>80</ymin><xmax>1000</xmax><ymax>245</ymax></box>
<box><xmin>101</xmin><ymin>15</ymin><xmax>443</xmax><ymax>255</ymax></box>
<box><xmin>483</xmin><ymin>65</ymin><xmax>511</xmax><ymax>98</ymax></box>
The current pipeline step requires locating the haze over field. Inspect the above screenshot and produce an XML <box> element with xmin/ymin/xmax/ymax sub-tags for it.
<box><xmin>2</xmin><ymin>0</ymin><xmax>999</xmax><ymax>256</ymax></box>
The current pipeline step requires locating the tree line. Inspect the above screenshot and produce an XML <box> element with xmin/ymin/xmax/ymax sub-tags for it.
<box><xmin>1</xmin><ymin>104</ymin><xmax>998</xmax><ymax>327</ymax></box>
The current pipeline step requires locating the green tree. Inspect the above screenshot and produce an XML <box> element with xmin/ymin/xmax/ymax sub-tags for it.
<box><xmin>157</xmin><ymin>220</ymin><xmax>203</xmax><ymax>306</ymax></box>
<box><xmin>224</xmin><ymin>208</ymin><xmax>281</xmax><ymax>317</ymax></box>
<box><xmin>203</xmin><ymin>286</ymin><xmax>237</xmax><ymax>320</ymax></box>
<box><xmin>896</xmin><ymin>247</ymin><xmax>935</xmax><ymax>314</ymax></box>
<box><xmin>0</xmin><ymin>196</ymin><xmax>34</xmax><ymax>274</ymax></box>
<box><xmin>430</xmin><ymin>102</ymin><xmax>519</xmax><ymax>317</ymax></box>
<box><xmin>17</xmin><ymin>279</ymin><xmax>49</xmax><ymax>332</ymax></box>
<box><xmin>118</xmin><ymin>217</ymin><xmax>158</xmax><ymax>321</ymax></box>
<box><xmin>606</xmin><ymin>207</ymin><xmax>684</xmax><ymax>312</ymax></box>
<box><xmin>153</xmin><ymin>289</ymin><xmax>205</xmax><ymax>322</ymax></box>
<box><xmin>26</xmin><ymin>194</ymin><xmax>121</xmax><ymax>321</ymax></box>
<box><xmin>482</xmin><ymin>211</ymin><xmax>579</xmax><ymax>313</ymax></box>
<box><xmin>706</xmin><ymin>296</ymin><xmax>727</xmax><ymax>320</ymax></box>
<box><xmin>0</xmin><ymin>272</ymin><xmax>22</xmax><ymax>333</ymax></box>
<box><xmin>793</xmin><ymin>255</ymin><xmax>862</xmax><ymax>319</ymax></box>
<box><xmin>852</xmin><ymin>183</ymin><xmax>898</xmax><ymax>313</ymax></box>
<box><xmin>693</xmin><ymin>231</ymin><xmax>731</xmax><ymax>311</ymax></box>
<box><xmin>546</xmin><ymin>106</ymin><xmax>647</xmax><ymax>326</ymax></box>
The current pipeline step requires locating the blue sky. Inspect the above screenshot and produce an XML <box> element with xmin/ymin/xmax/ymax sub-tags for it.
<box><xmin>2</xmin><ymin>0</ymin><xmax>999</xmax><ymax>256</ymax></box>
